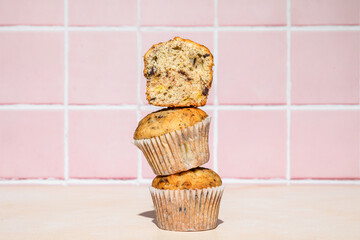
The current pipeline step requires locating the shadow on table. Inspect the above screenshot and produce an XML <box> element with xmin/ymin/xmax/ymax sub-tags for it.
<box><xmin>138</xmin><ymin>210</ymin><xmax>224</xmax><ymax>227</ymax></box>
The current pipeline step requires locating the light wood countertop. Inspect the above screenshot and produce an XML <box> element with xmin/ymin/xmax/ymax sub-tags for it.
<box><xmin>0</xmin><ymin>185</ymin><xmax>359</xmax><ymax>240</ymax></box>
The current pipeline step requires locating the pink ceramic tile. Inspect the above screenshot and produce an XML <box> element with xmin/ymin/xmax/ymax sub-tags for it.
<box><xmin>141</xmin><ymin>31</ymin><xmax>215</xmax><ymax>105</ymax></box>
<box><xmin>218</xmin><ymin>110</ymin><xmax>287</xmax><ymax>178</ymax></box>
<box><xmin>219</xmin><ymin>0</ymin><xmax>287</xmax><ymax>26</ymax></box>
<box><xmin>69</xmin><ymin>32</ymin><xmax>137</xmax><ymax>104</ymax></box>
<box><xmin>291</xmin><ymin>111</ymin><xmax>359</xmax><ymax>179</ymax></box>
<box><xmin>141</xmin><ymin>0</ymin><xmax>214</xmax><ymax>26</ymax></box>
<box><xmin>292</xmin><ymin>0</ymin><xmax>360</xmax><ymax>26</ymax></box>
<box><xmin>69</xmin><ymin>0</ymin><xmax>137</xmax><ymax>26</ymax></box>
<box><xmin>69</xmin><ymin>110</ymin><xmax>138</xmax><ymax>179</ymax></box>
<box><xmin>291</xmin><ymin>32</ymin><xmax>359</xmax><ymax>104</ymax></box>
<box><xmin>0</xmin><ymin>110</ymin><xmax>64</xmax><ymax>179</ymax></box>
<box><xmin>0</xmin><ymin>32</ymin><xmax>64</xmax><ymax>104</ymax></box>
<box><xmin>141</xmin><ymin>108</ymin><xmax>214</xmax><ymax>179</ymax></box>
<box><xmin>0</xmin><ymin>0</ymin><xmax>64</xmax><ymax>25</ymax></box>
<box><xmin>218</xmin><ymin>32</ymin><xmax>287</xmax><ymax>105</ymax></box>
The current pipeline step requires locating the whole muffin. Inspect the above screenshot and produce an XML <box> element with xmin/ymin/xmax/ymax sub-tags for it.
<box><xmin>150</xmin><ymin>167</ymin><xmax>224</xmax><ymax>232</ymax></box>
<box><xmin>144</xmin><ymin>37</ymin><xmax>214</xmax><ymax>107</ymax></box>
<box><xmin>133</xmin><ymin>108</ymin><xmax>211</xmax><ymax>176</ymax></box>
<box><xmin>152</xmin><ymin>167</ymin><xmax>222</xmax><ymax>190</ymax></box>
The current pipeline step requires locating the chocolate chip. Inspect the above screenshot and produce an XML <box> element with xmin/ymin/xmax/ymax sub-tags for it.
<box><xmin>149</xmin><ymin>97</ymin><xmax>156</xmax><ymax>101</ymax></box>
<box><xmin>202</xmin><ymin>87</ymin><xmax>209</xmax><ymax>96</ymax></box>
<box><xmin>186</xmin><ymin>77</ymin><xmax>192</xmax><ymax>81</ymax></box>
<box><xmin>173</xmin><ymin>46</ymin><xmax>181</xmax><ymax>50</ymax></box>
<box><xmin>193</xmin><ymin>58</ymin><xmax>197</xmax><ymax>65</ymax></box>
<box><xmin>164</xmin><ymin>92</ymin><xmax>167</xmax><ymax>96</ymax></box>
<box><xmin>179</xmin><ymin>206</ymin><xmax>182</xmax><ymax>212</ymax></box>
<box><xmin>203</xmin><ymin>54</ymin><xmax>210</xmax><ymax>58</ymax></box>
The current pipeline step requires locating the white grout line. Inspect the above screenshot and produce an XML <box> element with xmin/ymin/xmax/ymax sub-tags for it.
<box><xmin>290</xmin><ymin>26</ymin><xmax>360</xmax><ymax>31</ymax></box>
<box><xmin>1</xmin><ymin>104</ymin><xmax>360</xmax><ymax>111</ymax></box>
<box><xmin>286</xmin><ymin>0</ymin><xmax>291</xmax><ymax>185</ymax></box>
<box><xmin>223</xmin><ymin>179</ymin><xmax>360</xmax><ymax>185</ymax></box>
<box><xmin>69</xmin><ymin>26</ymin><xmax>137</xmax><ymax>31</ymax></box>
<box><xmin>0</xmin><ymin>178</ymin><xmax>359</xmax><ymax>185</ymax></box>
<box><xmin>212</xmin><ymin>0</ymin><xmax>219</xmax><ymax>172</ymax></box>
<box><xmin>2</xmin><ymin>25</ymin><xmax>360</xmax><ymax>32</ymax></box>
<box><xmin>64</xmin><ymin>0</ymin><xmax>69</xmax><ymax>181</ymax></box>
<box><xmin>136</xmin><ymin>0</ymin><xmax>143</xmax><ymax>183</ymax></box>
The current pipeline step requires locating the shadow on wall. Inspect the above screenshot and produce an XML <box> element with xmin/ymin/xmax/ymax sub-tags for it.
<box><xmin>138</xmin><ymin>210</ymin><xmax>224</xmax><ymax>228</ymax></box>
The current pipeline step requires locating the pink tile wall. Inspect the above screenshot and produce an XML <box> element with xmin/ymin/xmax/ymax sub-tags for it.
<box><xmin>141</xmin><ymin>0</ymin><xmax>214</xmax><ymax>26</ymax></box>
<box><xmin>69</xmin><ymin>32</ymin><xmax>138</xmax><ymax>105</ymax></box>
<box><xmin>218</xmin><ymin>0</ymin><xmax>287</xmax><ymax>26</ymax></box>
<box><xmin>218</xmin><ymin>31</ymin><xmax>287</xmax><ymax>105</ymax></box>
<box><xmin>0</xmin><ymin>111</ymin><xmax>64</xmax><ymax>179</ymax></box>
<box><xmin>69</xmin><ymin>0</ymin><xmax>137</xmax><ymax>26</ymax></box>
<box><xmin>0</xmin><ymin>0</ymin><xmax>64</xmax><ymax>26</ymax></box>
<box><xmin>218</xmin><ymin>110</ymin><xmax>287</xmax><ymax>179</ymax></box>
<box><xmin>1</xmin><ymin>0</ymin><xmax>359</xmax><ymax>182</ymax></box>
<box><xmin>291</xmin><ymin>111</ymin><xmax>359</xmax><ymax>179</ymax></box>
<box><xmin>0</xmin><ymin>32</ymin><xmax>64</xmax><ymax>104</ymax></box>
<box><xmin>69</xmin><ymin>110</ymin><xmax>138</xmax><ymax>179</ymax></box>
<box><xmin>292</xmin><ymin>0</ymin><xmax>360</xmax><ymax>26</ymax></box>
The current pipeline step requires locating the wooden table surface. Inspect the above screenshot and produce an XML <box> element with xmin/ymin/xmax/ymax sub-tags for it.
<box><xmin>0</xmin><ymin>185</ymin><xmax>359</xmax><ymax>240</ymax></box>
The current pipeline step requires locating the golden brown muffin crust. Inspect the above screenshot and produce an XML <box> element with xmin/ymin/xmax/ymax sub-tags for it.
<box><xmin>152</xmin><ymin>167</ymin><xmax>222</xmax><ymax>190</ymax></box>
<box><xmin>133</xmin><ymin>107</ymin><xmax>208</xmax><ymax>140</ymax></box>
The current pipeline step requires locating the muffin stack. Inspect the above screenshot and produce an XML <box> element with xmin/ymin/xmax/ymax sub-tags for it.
<box><xmin>133</xmin><ymin>37</ymin><xmax>224</xmax><ymax>232</ymax></box>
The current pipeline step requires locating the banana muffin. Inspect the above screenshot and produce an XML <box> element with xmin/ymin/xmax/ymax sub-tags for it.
<box><xmin>144</xmin><ymin>37</ymin><xmax>214</xmax><ymax>107</ymax></box>
<box><xmin>150</xmin><ymin>167</ymin><xmax>224</xmax><ymax>231</ymax></box>
<box><xmin>133</xmin><ymin>108</ymin><xmax>211</xmax><ymax>176</ymax></box>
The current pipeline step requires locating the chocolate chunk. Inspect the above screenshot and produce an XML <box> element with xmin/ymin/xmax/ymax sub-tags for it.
<box><xmin>146</xmin><ymin>67</ymin><xmax>156</xmax><ymax>78</ymax></box>
<box><xmin>178</xmin><ymin>70</ymin><xmax>187</xmax><ymax>76</ymax></box>
<box><xmin>149</xmin><ymin>97</ymin><xmax>156</xmax><ymax>101</ymax></box>
<box><xmin>202</xmin><ymin>87</ymin><xmax>209</xmax><ymax>96</ymax></box>
<box><xmin>203</xmin><ymin>54</ymin><xmax>210</xmax><ymax>58</ymax></box>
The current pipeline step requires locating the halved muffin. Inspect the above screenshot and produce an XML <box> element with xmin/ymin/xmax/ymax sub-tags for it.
<box><xmin>144</xmin><ymin>37</ymin><xmax>214</xmax><ymax>107</ymax></box>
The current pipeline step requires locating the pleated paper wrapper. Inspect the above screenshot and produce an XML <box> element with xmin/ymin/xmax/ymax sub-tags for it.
<box><xmin>149</xmin><ymin>186</ymin><xmax>224</xmax><ymax>232</ymax></box>
<box><xmin>134</xmin><ymin>117</ymin><xmax>211</xmax><ymax>176</ymax></box>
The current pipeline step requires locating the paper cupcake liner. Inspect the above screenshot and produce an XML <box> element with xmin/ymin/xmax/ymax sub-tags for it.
<box><xmin>149</xmin><ymin>186</ymin><xmax>224</xmax><ymax>232</ymax></box>
<box><xmin>134</xmin><ymin>117</ymin><xmax>211</xmax><ymax>176</ymax></box>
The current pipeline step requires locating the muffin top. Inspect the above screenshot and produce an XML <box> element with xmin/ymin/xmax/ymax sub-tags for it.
<box><xmin>133</xmin><ymin>107</ymin><xmax>208</xmax><ymax>140</ymax></box>
<box><xmin>152</xmin><ymin>167</ymin><xmax>222</xmax><ymax>190</ymax></box>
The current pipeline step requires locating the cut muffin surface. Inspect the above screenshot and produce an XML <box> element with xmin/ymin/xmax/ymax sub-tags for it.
<box><xmin>144</xmin><ymin>37</ymin><xmax>214</xmax><ymax>107</ymax></box>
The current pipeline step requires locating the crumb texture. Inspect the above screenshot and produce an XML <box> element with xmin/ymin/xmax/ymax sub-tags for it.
<box><xmin>152</xmin><ymin>167</ymin><xmax>222</xmax><ymax>190</ymax></box>
<box><xmin>144</xmin><ymin>37</ymin><xmax>214</xmax><ymax>107</ymax></box>
<box><xmin>133</xmin><ymin>107</ymin><xmax>208</xmax><ymax>140</ymax></box>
